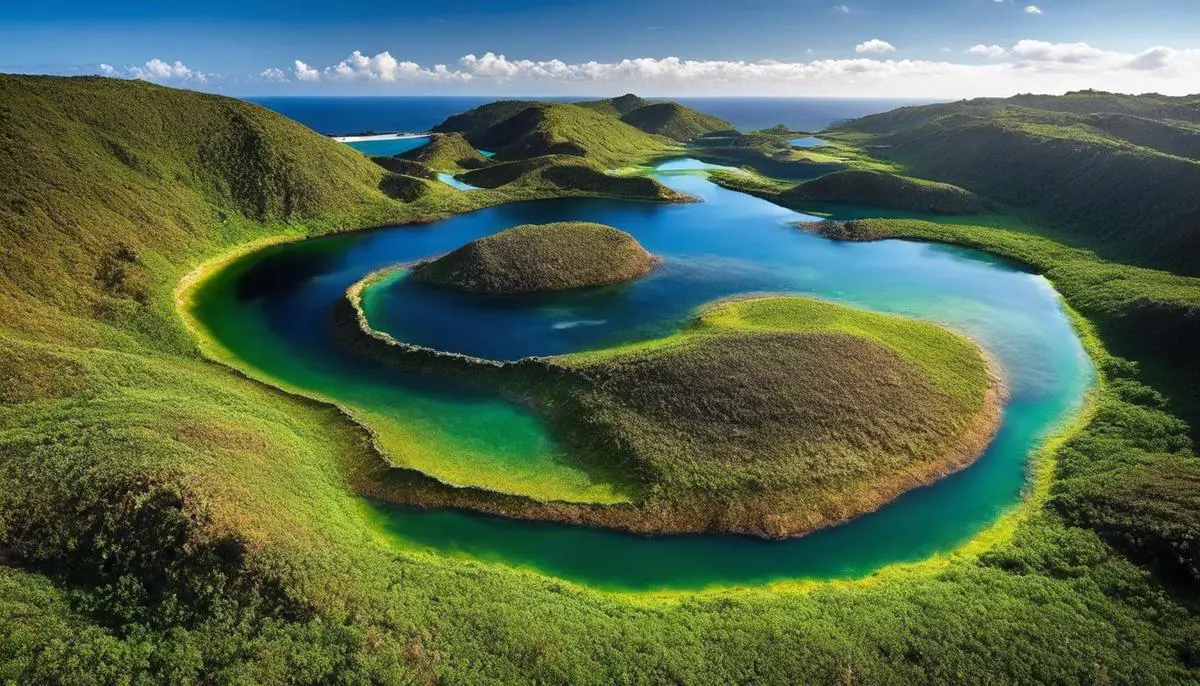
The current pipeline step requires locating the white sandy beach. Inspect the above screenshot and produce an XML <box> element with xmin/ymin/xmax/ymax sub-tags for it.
<box><xmin>331</xmin><ymin>132</ymin><xmax>430</xmax><ymax>143</ymax></box>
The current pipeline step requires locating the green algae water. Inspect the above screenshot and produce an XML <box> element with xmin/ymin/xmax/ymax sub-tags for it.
<box><xmin>188</xmin><ymin>160</ymin><xmax>1094</xmax><ymax>591</ymax></box>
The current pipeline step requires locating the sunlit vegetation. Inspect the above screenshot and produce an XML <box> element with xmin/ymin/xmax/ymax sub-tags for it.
<box><xmin>711</xmin><ymin>169</ymin><xmax>991</xmax><ymax>215</ymax></box>
<box><xmin>829</xmin><ymin>90</ymin><xmax>1200</xmax><ymax>275</ymax></box>
<box><xmin>534</xmin><ymin>296</ymin><xmax>1000</xmax><ymax>536</ymax></box>
<box><xmin>1</xmin><ymin>76</ymin><xmax>1198</xmax><ymax>682</ymax></box>
<box><xmin>412</xmin><ymin>222</ymin><xmax>659</xmax><ymax>294</ymax></box>
<box><xmin>397</xmin><ymin>132</ymin><xmax>490</xmax><ymax>170</ymax></box>
<box><xmin>459</xmin><ymin>154</ymin><xmax>691</xmax><ymax>201</ymax></box>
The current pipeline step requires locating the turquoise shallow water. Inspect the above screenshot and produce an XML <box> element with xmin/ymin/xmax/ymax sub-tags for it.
<box><xmin>191</xmin><ymin>160</ymin><xmax>1094</xmax><ymax>591</ymax></box>
<box><xmin>789</xmin><ymin>136</ymin><xmax>828</xmax><ymax>148</ymax></box>
<box><xmin>344</xmin><ymin>136</ymin><xmax>430</xmax><ymax>156</ymax></box>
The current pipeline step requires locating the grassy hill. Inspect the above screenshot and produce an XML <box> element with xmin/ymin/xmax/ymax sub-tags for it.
<box><xmin>369</xmin><ymin>156</ymin><xmax>436</xmax><ymax>179</ymax></box>
<box><xmin>575</xmin><ymin>93</ymin><xmax>650</xmax><ymax>116</ymax></box>
<box><xmin>412</xmin><ymin>222</ymin><xmax>658</xmax><ymax>294</ymax></box>
<box><xmin>397</xmin><ymin>132</ymin><xmax>490</xmax><ymax>170</ymax></box>
<box><xmin>459</xmin><ymin>155</ymin><xmax>689</xmax><ymax>201</ymax></box>
<box><xmin>538</xmin><ymin>296</ymin><xmax>1001</xmax><ymax>537</ymax></box>
<box><xmin>2</xmin><ymin>75</ymin><xmax>1200</xmax><ymax>682</ymax></box>
<box><xmin>714</xmin><ymin>169</ymin><xmax>991</xmax><ymax>215</ymax></box>
<box><xmin>829</xmin><ymin>91</ymin><xmax>1200</xmax><ymax>275</ymax></box>
<box><xmin>619</xmin><ymin>102</ymin><xmax>733</xmax><ymax>142</ymax></box>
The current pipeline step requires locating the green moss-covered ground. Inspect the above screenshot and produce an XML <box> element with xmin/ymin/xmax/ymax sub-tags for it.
<box><xmin>1</xmin><ymin>77</ymin><xmax>1198</xmax><ymax>682</ymax></box>
<box><xmin>412</xmin><ymin>222</ymin><xmax>659</xmax><ymax>294</ymax></box>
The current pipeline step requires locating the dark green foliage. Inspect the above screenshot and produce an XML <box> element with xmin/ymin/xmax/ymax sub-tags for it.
<box><xmin>618</xmin><ymin>102</ymin><xmax>733</xmax><ymax>142</ymax></box>
<box><xmin>397</xmin><ymin>132</ymin><xmax>489</xmax><ymax>170</ymax></box>
<box><xmin>412</xmin><ymin>222</ymin><xmax>657</xmax><ymax>294</ymax></box>
<box><xmin>810</xmin><ymin>218</ymin><xmax>1200</xmax><ymax>588</ymax></box>
<box><xmin>830</xmin><ymin>91</ymin><xmax>1200</xmax><ymax>274</ymax></box>
<box><xmin>459</xmin><ymin>155</ymin><xmax>688</xmax><ymax>201</ymax></box>
<box><xmin>378</xmin><ymin>172</ymin><xmax>432</xmax><ymax>202</ymax></box>
<box><xmin>369</xmin><ymin>156</ymin><xmax>436</xmax><ymax>179</ymax></box>
<box><xmin>781</xmin><ymin>170</ymin><xmax>992</xmax><ymax>214</ymax></box>
<box><xmin>574</xmin><ymin>93</ymin><xmax>650</xmax><ymax>116</ymax></box>
<box><xmin>432</xmin><ymin>99</ymin><xmax>543</xmax><ymax>137</ymax></box>
<box><xmin>3</xmin><ymin>76</ymin><xmax>1200</xmax><ymax>683</ymax></box>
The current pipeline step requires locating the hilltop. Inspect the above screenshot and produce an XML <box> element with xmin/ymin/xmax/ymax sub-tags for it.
<box><xmin>353</xmin><ymin>295</ymin><xmax>1001</xmax><ymax>538</ymax></box>
<box><xmin>619</xmin><ymin>102</ymin><xmax>733</xmax><ymax>141</ymax></box>
<box><xmin>829</xmin><ymin>90</ymin><xmax>1200</xmax><ymax>274</ymax></box>
<box><xmin>411</xmin><ymin>222</ymin><xmax>658</xmax><ymax>294</ymax></box>
<box><xmin>713</xmin><ymin>169</ymin><xmax>992</xmax><ymax>215</ymax></box>
<box><xmin>430</xmin><ymin>94</ymin><xmax>733</xmax><ymax>165</ymax></box>
<box><xmin>458</xmin><ymin>155</ymin><xmax>689</xmax><ymax>202</ymax></box>
<box><xmin>397</xmin><ymin>132</ymin><xmax>490</xmax><ymax>170</ymax></box>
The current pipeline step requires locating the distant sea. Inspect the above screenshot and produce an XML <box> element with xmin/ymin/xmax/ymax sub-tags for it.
<box><xmin>246</xmin><ymin>96</ymin><xmax>941</xmax><ymax>136</ymax></box>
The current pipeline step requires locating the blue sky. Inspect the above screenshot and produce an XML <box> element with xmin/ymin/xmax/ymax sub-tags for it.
<box><xmin>3</xmin><ymin>0</ymin><xmax>1199</xmax><ymax>96</ymax></box>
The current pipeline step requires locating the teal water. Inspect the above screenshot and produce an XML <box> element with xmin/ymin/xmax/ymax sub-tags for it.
<box><xmin>789</xmin><ymin>136</ymin><xmax>827</xmax><ymax>148</ymax></box>
<box><xmin>192</xmin><ymin>160</ymin><xmax>1093</xmax><ymax>591</ymax></box>
<box><xmin>436</xmin><ymin>173</ymin><xmax>481</xmax><ymax>191</ymax></box>
<box><xmin>345</xmin><ymin>135</ymin><xmax>430</xmax><ymax>157</ymax></box>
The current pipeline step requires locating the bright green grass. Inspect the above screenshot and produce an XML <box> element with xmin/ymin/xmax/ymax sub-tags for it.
<box><xmin>2</xmin><ymin>78</ymin><xmax>1199</xmax><ymax>682</ymax></box>
<box><xmin>544</xmin><ymin>296</ymin><xmax>995</xmax><ymax>527</ymax></box>
<box><xmin>412</xmin><ymin>221</ymin><xmax>657</xmax><ymax>294</ymax></box>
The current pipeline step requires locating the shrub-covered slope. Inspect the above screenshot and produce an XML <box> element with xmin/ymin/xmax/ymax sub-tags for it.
<box><xmin>619</xmin><ymin>102</ymin><xmax>733</xmax><ymax>142</ymax></box>
<box><xmin>830</xmin><ymin>91</ymin><xmax>1200</xmax><ymax>274</ymax></box>
<box><xmin>397</xmin><ymin>132</ymin><xmax>490</xmax><ymax>170</ymax></box>
<box><xmin>412</xmin><ymin>222</ymin><xmax>658</xmax><ymax>294</ymax></box>
<box><xmin>459</xmin><ymin>155</ymin><xmax>688</xmax><ymax>201</ymax></box>
<box><xmin>2</xmin><ymin>76</ymin><xmax>1200</xmax><ymax>682</ymax></box>
<box><xmin>779</xmin><ymin>170</ymin><xmax>992</xmax><ymax>214</ymax></box>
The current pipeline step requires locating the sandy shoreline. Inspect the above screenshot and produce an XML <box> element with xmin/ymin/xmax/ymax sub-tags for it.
<box><xmin>331</xmin><ymin>132</ymin><xmax>430</xmax><ymax>143</ymax></box>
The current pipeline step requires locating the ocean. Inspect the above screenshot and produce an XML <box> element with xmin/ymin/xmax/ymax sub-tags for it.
<box><xmin>246</xmin><ymin>95</ymin><xmax>939</xmax><ymax>136</ymax></box>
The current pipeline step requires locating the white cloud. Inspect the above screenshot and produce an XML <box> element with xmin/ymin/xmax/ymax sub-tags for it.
<box><xmin>272</xmin><ymin>43</ymin><xmax>1200</xmax><ymax>98</ymax></box>
<box><xmin>294</xmin><ymin>60</ymin><xmax>320</xmax><ymax>81</ymax></box>
<box><xmin>855</xmin><ymin>39</ymin><xmax>896</xmax><ymax>54</ymax></box>
<box><xmin>833</xmin><ymin>5</ymin><xmax>850</xmax><ymax>13</ymax></box>
<box><xmin>967</xmin><ymin>44</ymin><xmax>1008</xmax><ymax>59</ymax></box>
<box><xmin>95</xmin><ymin>59</ymin><xmax>205</xmax><ymax>83</ymax></box>
<box><xmin>259</xmin><ymin>67</ymin><xmax>287</xmax><ymax>82</ymax></box>
<box><xmin>1025</xmin><ymin>5</ymin><xmax>1043</xmax><ymax>14</ymax></box>
<box><xmin>1011</xmin><ymin>40</ymin><xmax>1109</xmax><ymax>63</ymax></box>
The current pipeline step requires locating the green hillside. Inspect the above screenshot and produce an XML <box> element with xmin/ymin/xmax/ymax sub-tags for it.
<box><xmin>412</xmin><ymin>222</ymin><xmax>658</xmax><ymax>294</ymax></box>
<box><xmin>2</xmin><ymin>76</ymin><xmax>1200</xmax><ymax>682</ymax></box>
<box><xmin>459</xmin><ymin>155</ymin><xmax>689</xmax><ymax>201</ymax></box>
<box><xmin>830</xmin><ymin>91</ymin><xmax>1200</xmax><ymax>274</ymax></box>
<box><xmin>397</xmin><ymin>132</ymin><xmax>490</xmax><ymax>170</ymax></box>
<box><xmin>715</xmin><ymin>169</ymin><xmax>992</xmax><ymax>215</ymax></box>
<box><xmin>575</xmin><ymin>93</ymin><xmax>650</xmax><ymax>116</ymax></box>
<box><xmin>619</xmin><ymin>102</ymin><xmax>733</xmax><ymax>141</ymax></box>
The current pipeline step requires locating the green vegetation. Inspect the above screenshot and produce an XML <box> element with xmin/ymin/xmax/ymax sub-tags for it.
<box><xmin>829</xmin><ymin>90</ymin><xmax>1200</xmax><ymax>274</ymax></box>
<box><xmin>807</xmin><ymin>218</ymin><xmax>1200</xmax><ymax>583</ymax></box>
<box><xmin>618</xmin><ymin>102</ymin><xmax>733</xmax><ymax>142</ymax></box>
<box><xmin>368</xmin><ymin>155</ymin><xmax>436</xmax><ymax>179</ymax></box>
<box><xmin>532</xmin><ymin>296</ymin><xmax>1000</xmax><ymax>536</ymax></box>
<box><xmin>412</xmin><ymin>222</ymin><xmax>659</xmax><ymax>294</ymax></box>
<box><xmin>397</xmin><ymin>132</ymin><xmax>490</xmax><ymax>170</ymax></box>
<box><xmin>712</xmin><ymin>169</ymin><xmax>991</xmax><ymax>215</ymax></box>
<box><xmin>434</xmin><ymin>101</ymin><xmax>672</xmax><ymax>167</ymax></box>
<box><xmin>2</xmin><ymin>76</ymin><xmax>1199</xmax><ymax>682</ymax></box>
<box><xmin>574</xmin><ymin>93</ymin><xmax>650</xmax><ymax>116</ymax></box>
<box><xmin>784</xmin><ymin>170</ymin><xmax>991</xmax><ymax>214</ymax></box>
<box><xmin>345</xmin><ymin>293</ymin><xmax>998</xmax><ymax>537</ymax></box>
<box><xmin>459</xmin><ymin>154</ymin><xmax>690</xmax><ymax>201</ymax></box>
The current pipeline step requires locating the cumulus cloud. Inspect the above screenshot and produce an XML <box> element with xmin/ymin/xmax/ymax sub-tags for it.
<box><xmin>94</xmin><ymin>59</ymin><xmax>205</xmax><ymax>83</ymax></box>
<box><xmin>275</xmin><ymin>42</ymin><xmax>1200</xmax><ymax>98</ymax></box>
<box><xmin>293</xmin><ymin>60</ymin><xmax>320</xmax><ymax>81</ymax></box>
<box><xmin>855</xmin><ymin>39</ymin><xmax>896</xmax><ymax>54</ymax></box>
<box><xmin>832</xmin><ymin>5</ymin><xmax>850</xmax><ymax>13</ymax></box>
<box><xmin>259</xmin><ymin>67</ymin><xmax>287</xmax><ymax>82</ymax></box>
<box><xmin>967</xmin><ymin>45</ymin><xmax>1008</xmax><ymax>59</ymax></box>
<box><xmin>1025</xmin><ymin>5</ymin><xmax>1043</xmax><ymax>14</ymax></box>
